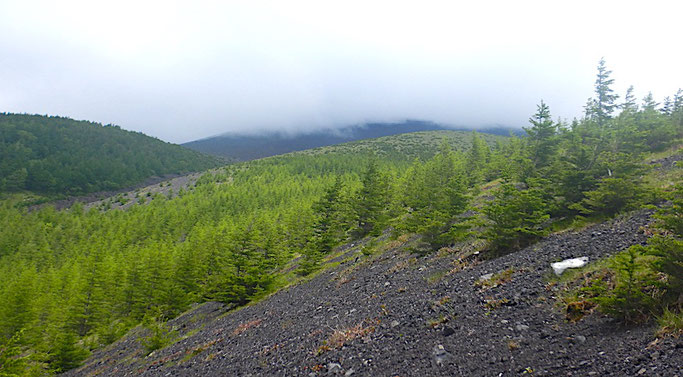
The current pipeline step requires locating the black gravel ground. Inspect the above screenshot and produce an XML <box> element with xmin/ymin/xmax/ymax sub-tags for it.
<box><xmin>66</xmin><ymin>210</ymin><xmax>682</xmax><ymax>377</ymax></box>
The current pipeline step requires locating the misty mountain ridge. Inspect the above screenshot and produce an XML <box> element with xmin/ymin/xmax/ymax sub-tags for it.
<box><xmin>183</xmin><ymin>120</ymin><xmax>521</xmax><ymax>161</ymax></box>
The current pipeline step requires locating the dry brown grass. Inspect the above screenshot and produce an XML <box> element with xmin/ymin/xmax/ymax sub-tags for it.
<box><xmin>232</xmin><ymin>319</ymin><xmax>262</xmax><ymax>336</ymax></box>
<box><xmin>316</xmin><ymin>320</ymin><xmax>378</xmax><ymax>355</ymax></box>
<box><xmin>507</xmin><ymin>340</ymin><xmax>520</xmax><ymax>350</ymax></box>
<box><xmin>483</xmin><ymin>297</ymin><xmax>510</xmax><ymax>310</ymax></box>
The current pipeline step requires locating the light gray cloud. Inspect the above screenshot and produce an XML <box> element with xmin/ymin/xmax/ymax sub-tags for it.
<box><xmin>1</xmin><ymin>0</ymin><xmax>681</xmax><ymax>143</ymax></box>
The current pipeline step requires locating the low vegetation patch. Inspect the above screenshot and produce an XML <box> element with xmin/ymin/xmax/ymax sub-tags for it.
<box><xmin>232</xmin><ymin>319</ymin><xmax>263</xmax><ymax>336</ymax></box>
<box><xmin>316</xmin><ymin>320</ymin><xmax>378</xmax><ymax>355</ymax></box>
<box><xmin>475</xmin><ymin>268</ymin><xmax>517</xmax><ymax>291</ymax></box>
<box><xmin>560</xmin><ymin>185</ymin><xmax>682</xmax><ymax>330</ymax></box>
<box><xmin>180</xmin><ymin>338</ymin><xmax>222</xmax><ymax>363</ymax></box>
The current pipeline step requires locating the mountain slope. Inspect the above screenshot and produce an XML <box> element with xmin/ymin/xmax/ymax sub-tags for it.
<box><xmin>70</xmin><ymin>130</ymin><xmax>504</xmax><ymax>212</ymax></box>
<box><xmin>182</xmin><ymin>120</ymin><xmax>517</xmax><ymax>161</ymax></box>
<box><xmin>0</xmin><ymin>128</ymin><xmax>505</xmax><ymax>374</ymax></box>
<box><xmin>65</xmin><ymin>209</ymin><xmax>681</xmax><ymax>377</ymax></box>
<box><xmin>0</xmin><ymin>113</ymin><xmax>222</xmax><ymax>195</ymax></box>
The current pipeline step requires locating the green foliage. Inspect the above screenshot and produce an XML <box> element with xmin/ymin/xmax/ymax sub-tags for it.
<box><xmin>655</xmin><ymin>183</ymin><xmax>683</xmax><ymax>235</ymax></box>
<box><xmin>0</xmin><ymin>114</ymin><xmax>221</xmax><ymax>195</ymax></box>
<box><xmin>466</xmin><ymin>132</ymin><xmax>491</xmax><ymax>185</ymax></box>
<box><xmin>573</xmin><ymin>177</ymin><xmax>644</xmax><ymax>216</ymax></box>
<box><xmin>483</xmin><ymin>183</ymin><xmax>549</xmax><ymax>253</ymax></box>
<box><xmin>656</xmin><ymin>308</ymin><xmax>683</xmax><ymax>337</ymax></box>
<box><xmin>310</xmin><ymin>177</ymin><xmax>348</xmax><ymax>254</ymax></box>
<box><xmin>48</xmin><ymin>332</ymin><xmax>89</xmax><ymax>373</ymax></box>
<box><xmin>300</xmin><ymin>177</ymin><xmax>353</xmax><ymax>274</ymax></box>
<box><xmin>353</xmin><ymin>160</ymin><xmax>391</xmax><ymax>238</ymax></box>
<box><xmin>524</xmin><ymin>100</ymin><xmax>558</xmax><ymax>170</ymax></box>
<box><xmin>587</xmin><ymin>57</ymin><xmax>619</xmax><ymax>128</ymax></box>
<box><xmin>647</xmin><ymin>236</ymin><xmax>683</xmax><ymax>303</ymax></box>
<box><xmin>139</xmin><ymin>311</ymin><xmax>176</xmax><ymax>355</ymax></box>
<box><xmin>648</xmin><ymin>185</ymin><xmax>683</xmax><ymax>304</ymax></box>
<box><xmin>400</xmin><ymin>141</ymin><xmax>469</xmax><ymax>249</ymax></box>
<box><xmin>571</xmin><ymin>153</ymin><xmax>650</xmax><ymax>216</ymax></box>
<box><xmin>588</xmin><ymin>246</ymin><xmax>657</xmax><ymax>323</ymax></box>
<box><xmin>581</xmin><ymin>185</ymin><xmax>682</xmax><ymax>326</ymax></box>
<box><xmin>0</xmin><ymin>331</ymin><xmax>29</xmax><ymax>377</ymax></box>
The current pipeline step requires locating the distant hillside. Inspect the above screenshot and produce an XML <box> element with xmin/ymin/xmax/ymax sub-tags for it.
<box><xmin>298</xmin><ymin>130</ymin><xmax>504</xmax><ymax>162</ymax></box>
<box><xmin>183</xmin><ymin>120</ymin><xmax>518</xmax><ymax>161</ymax></box>
<box><xmin>0</xmin><ymin>113</ymin><xmax>223</xmax><ymax>195</ymax></box>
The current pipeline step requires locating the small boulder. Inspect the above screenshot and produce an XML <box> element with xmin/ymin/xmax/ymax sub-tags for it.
<box><xmin>573</xmin><ymin>335</ymin><xmax>586</xmax><ymax>344</ymax></box>
<box><xmin>432</xmin><ymin>344</ymin><xmax>451</xmax><ymax>367</ymax></box>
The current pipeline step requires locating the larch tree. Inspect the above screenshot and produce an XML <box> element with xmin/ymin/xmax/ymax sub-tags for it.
<box><xmin>466</xmin><ymin>131</ymin><xmax>490</xmax><ymax>186</ymax></box>
<box><xmin>353</xmin><ymin>160</ymin><xmax>390</xmax><ymax>238</ymax></box>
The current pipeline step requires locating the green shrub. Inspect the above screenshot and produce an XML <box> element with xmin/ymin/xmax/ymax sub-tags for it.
<box><xmin>572</xmin><ymin>177</ymin><xmax>647</xmax><ymax>216</ymax></box>
<box><xmin>483</xmin><ymin>183</ymin><xmax>549</xmax><ymax>253</ymax></box>
<box><xmin>49</xmin><ymin>331</ymin><xmax>89</xmax><ymax>373</ymax></box>
<box><xmin>588</xmin><ymin>246</ymin><xmax>658</xmax><ymax>323</ymax></box>
<box><xmin>0</xmin><ymin>331</ymin><xmax>28</xmax><ymax>376</ymax></box>
<box><xmin>139</xmin><ymin>312</ymin><xmax>176</xmax><ymax>355</ymax></box>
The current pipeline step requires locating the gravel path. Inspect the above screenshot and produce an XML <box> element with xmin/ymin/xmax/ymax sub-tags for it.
<box><xmin>66</xmin><ymin>210</ymin><xmax>682</xmax><ymax>377</ymax></box>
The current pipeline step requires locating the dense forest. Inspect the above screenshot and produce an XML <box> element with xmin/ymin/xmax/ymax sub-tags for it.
<box><xmin>0</xmin><ymin>60</ymin><xmax>681</xmax><ymax>376</ymax></box>
<box><xmin>0</xmin><ymin>114</ymin><xmax>222</xmax><ymax>195</ymax></box>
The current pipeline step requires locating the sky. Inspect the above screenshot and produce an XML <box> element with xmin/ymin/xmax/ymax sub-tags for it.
<box><xmin>1</xmin><ymin>0</ymin><xmax>681</xmax><ymax>143</ymax></box>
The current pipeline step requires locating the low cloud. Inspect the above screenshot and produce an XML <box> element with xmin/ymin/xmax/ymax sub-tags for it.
<box><xmin>1</xmin><ymin>1</ymin><xmax>681</xmax><ymax>143</ymax></box>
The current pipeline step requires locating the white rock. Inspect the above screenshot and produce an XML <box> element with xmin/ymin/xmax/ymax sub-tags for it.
<box><xmin>551</xmin><ymin>257</ymin><xmax>589</xmax><ymax>276</ymax></box>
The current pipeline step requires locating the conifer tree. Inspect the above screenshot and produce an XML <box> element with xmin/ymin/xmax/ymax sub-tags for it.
<box><xmin>310</xmin><ymin>177</ymin><xmax>345</xmax><ymax>254</ymax></box>
<box><xmin>621</xmin><ymin>85</ymin><xmax>638</xmax><ymax>113</ymax></box>
<box><xmin>589</xmin><ymin>58</ymin><xmax>619</xmax><ymax>128</ymax></box>
<box><xmin>483</xmin><ymin>183</ymin><xmax>549</xmax><ymax>253</ymax></box>
<box><xmin>671</xmin><ymin>89</ymin><xmax>683</xmax><ymax>136</ymax></box>
<box><xmin>353</xmin><ymin>160</ymin><xmax>390</xmax><ymax>238</ymax></box>
<box><xmin>524</xmin><ymin>100</ymin><xmax>557</xmax><ymax>169</ymax></box>
<box><xmin>641</xmin><ymin>92</ymin><xmax>658</xmax><ymax>111</ymax></box>
<box><xmin>404</xmin><ymin>141</ymin><xmax>468</xmax><ymax>249</ymax></box>
<box><xmin>661</xmin><ymin>97</ymin><xmax>673</xmax><ymax>115</ymax></box>
<box><xmin>466</xmin><ymin>131</ymin><xmax>490</xmax><ymax>185</ymax></box>
<box><xmin>636</xmin><ymin>93</ymin><xmax>675</xmax><ymax>151</ymax></box>
<box><xmin>613</xmin><ymin>85</ymin><xmax>643</xmax><ymax>152</ymax></box>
